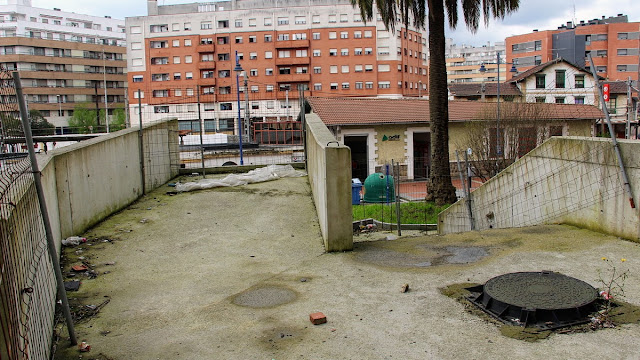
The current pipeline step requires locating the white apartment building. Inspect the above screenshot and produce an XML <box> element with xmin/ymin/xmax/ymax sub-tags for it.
<box><xmin>446</xmin><ymin>39</ymin><xmax>507</xmax><ymax>83</ymax></box>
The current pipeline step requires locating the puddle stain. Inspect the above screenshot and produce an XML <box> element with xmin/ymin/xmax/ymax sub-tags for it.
<box><xmin>353</xmin><ymin>242</ymin><xmax>490</xmax><ymax>268</ymax></box>
<box><xmin>232</xmin><ymin>286</ymin><xmax>297</xmax><ymax>308</ymax></box>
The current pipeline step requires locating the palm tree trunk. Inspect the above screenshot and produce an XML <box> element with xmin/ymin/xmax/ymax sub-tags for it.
<box><xmin>426</xmin><ymin>0</ymin><xmax>457</xmax><ymax>205</ymax></box>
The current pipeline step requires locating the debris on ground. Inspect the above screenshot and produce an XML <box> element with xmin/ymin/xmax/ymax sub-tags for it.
<box><xmin>78</xmin><ymin>341</ymin><xmax>91</xmax><ymax>352</ymax></box>
<box><xmin>401</xmin><ymin>284</ymin><xmax>410</xmax><ymax>293</ymax></box>
<box><xmin>175</xmin><ymin>165</ymin><xmax>306</xmax><ymax>192</ymax></box>
<box><xmin>386</xmin><ymin>234</ymin><xmax>398</xmax><ymax>241</ymax></box>
<box><xmin>62</xmin><ymin>236</ymin><xmax>87</xmax><ymax>246</ymax></box>
<box><xmin>64</xmin><ymin>280</ymin><xmax>81</xmax><ymax>291</ymax></box>
<box><xmin>71</xmin><ymin>264</ymin><xmax>89</xmax><ymax>272</ymax></box>
<box><xmin>73</xmin><ymin>298</ymin><xmax>111</xmax><ymax>322</ymax></box>
<box><xmin>309</xmin><ymin>312</ymin><xmax>327</xmax><ymax>325</ymax></box>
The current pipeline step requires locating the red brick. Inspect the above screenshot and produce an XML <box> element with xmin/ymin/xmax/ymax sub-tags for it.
<box><xmin>309</xmin><ymin>312</ymin><xmax>327</xmax><ymax>325</ymax></box>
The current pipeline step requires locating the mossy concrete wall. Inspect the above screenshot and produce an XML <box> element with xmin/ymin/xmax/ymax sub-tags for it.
<box><xmin>39</xmin><ymin>119</ymin><xmax>179</xmax><ymax>241</ymax></box>
<box><xmin>439</xmin><ymin>137</ymin><xmax>640</xmax><ymax>241</ymax></box>
<box><xmin>306</xmin><ymin>113</ymin><xmax>353</xmax><ymax>252</ymax></box>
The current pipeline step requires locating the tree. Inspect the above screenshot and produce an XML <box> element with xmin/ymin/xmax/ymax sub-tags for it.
<box><xmin>107</xmin><ymin>108</ymin><xmax>126</xmax><ymax>131</ymax></box>
<box><xmin>68</xmin><ymin>103</ymin><xmax>98</xmax><ymax>134</ymax></box>
<box><xmin>351</xmin><ymin>0</ymin><xmax>520</xmax><ymax>205</ymax></box>
<box><xmin>29</xmin><ymin>109</ymin><xmax>55</xmax><ymax>136</ymax></box>
<box><xmin>0</xmin><ymin>110</ymin><xmax>55</xmax><ymax>137</ymax></box>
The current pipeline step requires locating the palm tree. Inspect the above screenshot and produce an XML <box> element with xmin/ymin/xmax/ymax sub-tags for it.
<box><xmin>351</xmin><ymin>0</ymin><xmax>520</xmax><ymax>205</ymax></box>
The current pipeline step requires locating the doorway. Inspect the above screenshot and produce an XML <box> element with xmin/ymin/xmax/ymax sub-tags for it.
<box><xmin>344</xmin><ymin>135</ymin><xmax>368</xmax><ymax>181</ymax></box>
<box><xmin>413</xmin><ymin>132</ymin><xmax>430</xmax><ymax>180</ymax></box>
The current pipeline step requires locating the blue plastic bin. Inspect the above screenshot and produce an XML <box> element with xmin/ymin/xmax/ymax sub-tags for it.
<box><xmin>351</xmin><ymin>178</ymin><xmax>362</xmax><ymax>205</ymax></box>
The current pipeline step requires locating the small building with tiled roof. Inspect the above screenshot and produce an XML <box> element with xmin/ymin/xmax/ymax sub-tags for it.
<box><xmin>506</xmin><ymin>58</ymin><xmax>600</xmax><ymax>105</ymax></box>
<box><xmin>307</xmin><ymin>97</ymin><xmax>602</xmax><ymax>180</ymax></box>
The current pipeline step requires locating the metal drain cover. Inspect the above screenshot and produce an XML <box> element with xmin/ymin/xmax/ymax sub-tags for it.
<box><xmin>466</xmin><ymin>271</ymin><xmax>598</xmax><ymax>329</ymax></box>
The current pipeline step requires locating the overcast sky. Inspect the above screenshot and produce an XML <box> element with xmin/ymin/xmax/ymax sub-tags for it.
<box><xmin>30</xmin><ymin>0</ymin><xmax>640</xmax><ymax>46</ymax></box>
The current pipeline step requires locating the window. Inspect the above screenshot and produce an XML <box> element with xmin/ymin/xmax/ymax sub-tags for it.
<box><xmin>535</xmin><ymin>74</ymin><xmax>545</xmax><ymax>88</ymax></box>
<box><xmin>340</xmin><ymin>31</ymin><xmax>348</xmax><ymax>39</ymax></box>
<box><xmin>354</xmin><ymin>48</ymin><xmax>362</xmax><ymax>55</ymax></box>
<box><xmin>378</xmin><ymin>64</ymin><xmax>390</xmax><ymax>72</ymax></box>
<box><xmin>266</xmin><ymin>68</ymin><xmax>273</xmax><ymax>75</ymax></box>
<box><xmin>378</xmin><ymin>81</ymin><xmax>391</xmax><ymax>89</ymax></box>
<box><xmin>596</xmin><ymin>66</ymin><xmax>607</xmax><ymax>73</ymax></box>
<box><xmin>293</xmin><ymin>33</ymin><xmax>306</xmax><ymax>40</ymax></box>
<box><xmin>184</xmin><ymin>22</ymin><xmax>191</xmax><ymax>30</ymax></box>
<box><xmin>249</xmin><ymin>36</ymin><xmax>256</xmax><ymax>43</ymax></box>
<box><xmin>342</xmin><ymin>82</ymin><xmax>350</xmax><ymax>89</ymax></box>
<box><xmin>355</xmin><ymin>82</ymin><xmax>363</xmax><ymax>89</ymax></box>
<box><xmin>377</xmin><ymin>47</ymin><xmax>389</xmax><ymax>55</ymax></box>
<box><xmin>185</xmin><ymin>55</ymin><xmax>192</xmax><ymax>63</ymax></box>
<box><xmin>218</xmin><ymin>70</ymin><xmax>230</xmax><ymax>78</ymax></box>
<box><xmin>354</xmin><ymin>31</ymin><xmax>362</xmax><ymax>39</ymax></box>
<box><xmin>618</xmin><ymin>32</ymin><xmax>628</xmax><ymax>40</ymax></box>
<box><xmin>249</xmin><ymin>18</ymin><xmax>256</xmax><ymax>27</ymax></box>
<box><xmin>341</xmin><ymin>65</ymin><xmax>349</xmax><ymax>73</ymax></box>
<box><xmin>150</xmin><ymin>41</ymin><xmax>168</xmax><ymax>48</ymax></box>
<box><xmin>201</xmin><ymin>71</ymin><xmax>213</xmax><ymax>79</ymax></box>
<box><xmin>220</xmin><ymin>103</ymin><xmax>233</xmax><ymax>110</ymax></box>
<box><xmin>341</xmin><ymin>48</ymin><xmax>348</xmax><ymax>56</ymax></box>
<box><xmin>535</xmin><ymin>97</ymin><xmax>545</xmax><ymax>103</ymax></box>
<box><xmin>264</xmin><ymin>17</ymin><xmax>272</xmax><ymax>26</ymax></box>
<box><xmin>617</xmin><ymin>65</ymin><xmax>632</xmax><ymax>72</ymax></box>
<box><xmin>133</xmin><ymin>90</ymin><xmax>144</xmax><ymax>98</ymax></box>
<box><xmin>314</xmin><ymin>83</ymin><xmax>322</xmax><ymax>90</ymax></box>
<box><xmin>186</xmin><ymin>72</ymin><xmax>193</xmax><ymax>79</ymax></box>
<box><xmin>217</xmin><ymin>20</ymin><xmax>229</xmax><ymax>28</ymax></box>
<box><xmin>313</xmin><ymin>67</ymin><xmax>321</xmax><ymax>74</ymax></box>
<box><xmin>266</xmin><ymin>85</ymin><xmax>274</xmax><ymax>92</ymax></box>
<box><xmin>235</xmin><ymin>36</ymin><xmax>243</xmax><ymax>44</ymax></box>
<box><xmin>153</xmin><ymin>90</ymin><xmax>169</xmax><ymax>98</ymax></box>
<box><xmin>154</xmin><ymin>105</ymin><xmax>169</xmax><ymax>113</ymax></box>
<box><xmin>200</xmin><ymin>21</ymin><xmax>212</xmax><ymax>30</ymax></box>
<box><xmin>364</xmin><ymin>30</ymin><xmax>372</xmax><ymax>38</ymax></box>
<box><xmin>218</xmin><ymin>53</ymin><xmax>229</xmax><ymax>61</ymax></box>
<box><xmin>555</xmin><ymin>70</ymin><xmax>565</xmax><ymax>88</ymax></box>
<box><xmin>329</xmin><ymin>49</ymin><xmax>337</xmax><ymax>56</ymax></box>
<box><xmin>330</xmin><ymin>66</ymin><xmax>338</xmax><ymax>73</ymax></box>
<box><xmin>175</xmin><ymin>89</ymin><xmax>183</xmax><ymax>96</ymax></box>
<box><xmin>217</xmin><ymin>36</ymin><xmax>229</xmax><ymax>45</ymax></box>
<box><xmin>329</xmin><ymin>32</ymin><xmax>337</xmax><ymax>39</ymax></box>
<box><xmin>130</xmin><ymin>26</ymin><xmax>142</xmax><ymax>34</ymax></box>
<box><xmin>330</xmin><ymin>83</ymin><xmax>338</xmax><ymax>90</ymax></box>
<box><xmin>312</xmin><ymin>15</ymin><xmax>320</xmax><ymax>24</ymax></box>
<box><xmin>219</xmin><ymin>86</ymin><xmax>231</xmax><ymax>94</ymax></box>
<box><xmin>279</xmin><ymin>67</ymin><xmax>291</xmax><ymax>75</ymax></box>
<box><xmin>354</xmin><ymin>65</ymin><xmax>363</xmax><ymax>72</ymax></box>
<box><xmin>555</xmin><ymin>97</ymin><xmax>565</xmax><ymax>104</ymax></box>
<box><xmin>575</xmin><ymin>75</ymin><xmax>584</xmax><ymax>88</ymax></box>
<box><xmin>596</xmin><ymin>49</ymin><xmax>607</xmax><ymax>56</ymax></box>
<box><xmin>312</xmin><ymin>32</ymin><xmax>320</xmax><ymax>40</ymax></box>
<box><xmin>609</xmin><ymin>97</ymin><xmax>617</xmax><ymax>114</ymax></box>
<box><xmin>329</xmin><ymin>14</ymin><xmax>337</xmax><ymax>23</ymax></box>
<box><xmin>296</xmin><ymin>49</ymin><xmax>307</xmax><ymax>57</ymax></box>
<box><xmin>364</xmin><ymin>47</ymin><xmax>373</xmax><ymax>55</ymax></box>
<box><xmin>264</xmin><ymin>35</ymin><xmax>272</xmax><ymax>42</ymax></box>
<box><xmin>277</xmin><ymin>33</ymin><xmax>290</xmax><ymax>41</ymax></box>
<box><xmin>574</xmin><ymin>97</ymin><xmax>585</xmax><ymax>104</ymax></box>
<box><xmin>313</xmin><ymin>49</ymin><xmax>321</xmax><ymax>57</ymax></box>
<box><xmin>365</xmin><ymin>82</ymin><xmax>373</xmax><ymax>89</ymax></box>
<box><xmin>151</xmin><ymin>57</ymin><xmax>169</xmax><ymax>65</ymax></box>
<box><xmin>172</xmin><ymin>39</ymin><xmax>180</xmax><ymax>47</ymax></box>
<box><xmin>235</xmin><ymin>19</ymin><xmax>243</xmax><ymax>27</ymax></box>
<box><xmin>266</xmin><ymin>51</ymin><xmax>274</xmax><ymax>59</ymax></box>
<box><xmin>132</xmin><ymin>58</ymin><xmax>143</xmax><ymax>67</ymax></box>
<box><xmin>132</xmin><ymin>75</ymin><xmax>143</xmax><ymax>83</ymax></box>
<box><xmin>251</xmin><ymin>102</ymin><xmax>259</xmax><ymax>109</ymax></box>
<box><xmin>184</xmin><ymin>39</ymin><xmax>192</xmax><ymax>46</ymax></box>
<box><xmin>534</xmin><ymin>40</ymin><xmax>542</xmax><ymax>51</ymax></box>
<box><xmin>277</xmin><ymin>17</ymin><xmax>289</xmax><ymax>25</ymax></box>
<box><xmin>617</xmin><ymin>49</ymin><xmax>628</xmax><ymax>56</ymax></box>
<box><xmin>174</xmin><ymin>56</ymin><xmax>182</xmax><ymax>64</ymax></box>
<box><xmin>278</xmin><ymin>50</ymin><xmax>290</xmax><ymax>58</ymax></box>
<box><xmin>295</xmin><ymin>16</ymin><xmax>306</xmax><ymax>24</ymax></box>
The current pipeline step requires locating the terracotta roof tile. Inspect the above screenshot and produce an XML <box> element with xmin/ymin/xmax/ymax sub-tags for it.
<box><xmin>307</xmin><ymin>97</ymin><xmax>604</xmax><ymax>126</ymax></box>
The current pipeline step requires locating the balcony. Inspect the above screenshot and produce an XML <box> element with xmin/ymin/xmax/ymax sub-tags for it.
<box><xmin>275</xmin><ymin>57</ymin><xmax>310</xmax><ymax>66</ymax></box>
<box><xmin>276</xmin><ymin>73</ymin><xmax>311</xmax><ymax>82</ymax></box>
<box><xmin>197</xmin><ymin>43</ymin><xmax>215</xmax><ymax>53</ymax></box>
<box><xmin>275</xmin><ymin>39</ymin><xmax>310</xmax><ymax>49</ymax></box>
<box><xmin>198</xmin><ymin>61</ymin><xmax>216</xmax><ymax>70</ymax></box>
<box><xmin>199</xmin><ymin>77</ymin><xmax>216</xmax><ymax>86</ymax></box>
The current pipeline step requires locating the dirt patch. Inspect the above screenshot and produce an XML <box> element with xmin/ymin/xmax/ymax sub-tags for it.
<box><xmin>232</xmin><ymin>286</ymin><xmax>298</xmax><ymax>308</ymax></box>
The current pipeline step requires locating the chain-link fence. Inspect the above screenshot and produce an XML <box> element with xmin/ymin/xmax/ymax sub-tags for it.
<box><xmin>0</xmin><ymin>71</ymin><xmax>58</xmax><ymax>360</ymax></box>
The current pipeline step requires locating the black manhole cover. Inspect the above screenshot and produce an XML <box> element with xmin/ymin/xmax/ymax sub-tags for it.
<box><xmin>466</xmin><ymin>271</ymin><xmax>598</xmax><ymax>329</ymax></box>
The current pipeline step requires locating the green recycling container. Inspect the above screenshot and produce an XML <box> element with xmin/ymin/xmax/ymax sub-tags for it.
<box><xmin>363</xmin><ymin>173</ymin><xmax>395</xmax><ymax>203</ymax></box>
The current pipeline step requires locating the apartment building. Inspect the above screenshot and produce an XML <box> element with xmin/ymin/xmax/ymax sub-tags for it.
<box><xmin>0</xmin><ymin>0</ymin><xmax>127</xmax><ymax>129</ymax></box>
<box><xmin>506</xmin><ymin>14</ymin><xmax>640</xmax><ymax>84</ymax></box>
<box><xmin>445</xmin><ymin>40</ymin><xmax>507</xmax><ymax>84</ymax></box>
<box><xmin>127</xmin><ymin>0</ymin><xmax>428</xmax><ymax>135</ymax></box>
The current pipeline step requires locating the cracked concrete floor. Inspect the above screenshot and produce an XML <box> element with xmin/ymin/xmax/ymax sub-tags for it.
<box><xmin>54</xmin><ymin>175</ymin><xmax>640</xmax><ymax>360</ymax></box>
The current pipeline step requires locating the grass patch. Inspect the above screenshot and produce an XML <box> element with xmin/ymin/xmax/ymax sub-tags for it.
<box><xmin>352</xmin><ymin>202</ymin><xmax>449</xmax><ymax>224</ymax></box>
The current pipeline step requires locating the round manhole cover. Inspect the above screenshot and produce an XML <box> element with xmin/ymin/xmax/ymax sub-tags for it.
<box><xmin>484</xmin><ymin>271</ymin><xmax>597</xmax><ymax>310</ymax></box>
<box><xmin>233</xmin><ymin>286</ymin><xmax>296</xmax><ymax>308</ymax></box>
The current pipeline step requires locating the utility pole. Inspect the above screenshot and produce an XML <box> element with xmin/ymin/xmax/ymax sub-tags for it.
<box><xmin>626</xmin><ymin>77</ymin><xmax>632</xmax><ymax>139</ymax></box>
<box><xmin>94</xmin><ymin>82</ymin><xmax>100</xmax><ymax>126</ymax></box>
<box><xmin>103</xmin><ymin>49</ymin><xmax>109</xmax><ymax>133</ymax></box>
<box><xmin>285</xmin><ymin>89</ymin><xmax>289</xmax><ymax>121</ymax></box>
<box><xmin>244</xmin><ymin>72</ymin><xmax>251</xmax><ymax>143</ymax></box>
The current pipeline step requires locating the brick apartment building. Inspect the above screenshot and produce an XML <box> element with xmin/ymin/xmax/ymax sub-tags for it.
<box><xmin>505</xmin><ymin>14</ymin><xmax>640</xmax><ymax>84</ymax></box>
<box><xmin>127</xmin><ymin>0</ymin><xmax>428</xmax><ymax>136</ymax></box>
<box><xmin>0</xmin><ymin>0</ymin><xmax>127</xmax><ymax>129</ymax></box>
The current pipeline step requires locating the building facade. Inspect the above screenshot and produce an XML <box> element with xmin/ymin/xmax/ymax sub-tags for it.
<box><xmin>127</xmin><ymin>0</ymin><xmax>428</xmax><ymax>136</ymax></box>
<box><xmin>0</xmin><ymin>0</ymin><xmax>127</xmax><ymax>129</ymax></box>
<box><xmin>445</xmin><ymin>39</ymin><xmax>507</xmax><ymax>84</ymax></box>
<box><xmin>506</xmin><ymin>14</ymin><xmax>640</xmax><ymax>84</ymax></box>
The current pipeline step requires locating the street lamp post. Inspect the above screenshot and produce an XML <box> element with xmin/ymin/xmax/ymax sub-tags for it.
<box><xmin>56</xmin><ymin>95</ymin><xmax>62</xmax><ymax>118</ymax></box>
<box><xmin>234</xmin><ymin>51</ymin><xmax>244</xmax><ymax>165</ymax></box>
<box><xmin>479</xmin><ymin>51</ymin><xmax>517</xmax><ymax>173</ymax></box>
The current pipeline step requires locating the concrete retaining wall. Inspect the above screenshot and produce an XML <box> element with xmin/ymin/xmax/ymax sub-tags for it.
<box><xmin>439</xmin><ymin>137</ymin><xmax>640</xmax><ymax>240</ymax></box>
<box><xmin>305</xmin><ymin>113</ymin><xmax>353</xmax><ymax>252</ymax></box>
<box><xmin>39</xmin><ymin>119</ymin><xmax>179</xmax><ymax>242</ymax></box>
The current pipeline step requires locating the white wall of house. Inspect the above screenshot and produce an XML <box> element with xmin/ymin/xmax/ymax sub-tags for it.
<box><xmin>519</xmin><ymin>62</ymin><xmax>598</xmax><ymax>105</ymax></box>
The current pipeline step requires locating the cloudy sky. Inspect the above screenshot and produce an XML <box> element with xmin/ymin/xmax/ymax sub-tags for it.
<box><xmin>30</xmin><ymin>0</ymin><xmax>640</xmax><ymax>46</ymax></box>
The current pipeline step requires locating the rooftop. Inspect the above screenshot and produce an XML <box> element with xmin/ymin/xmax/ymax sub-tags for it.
<box><xmin>53</xmin><ymin>174</ymin><xmax>640</xmax><ymax>359</ymax></box>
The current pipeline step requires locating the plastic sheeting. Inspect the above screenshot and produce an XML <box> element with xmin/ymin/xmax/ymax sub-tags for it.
<box><xmin>175</xmin><ymin>165</ymin><xmax>306</xmax><ymax>192</ymax></box>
